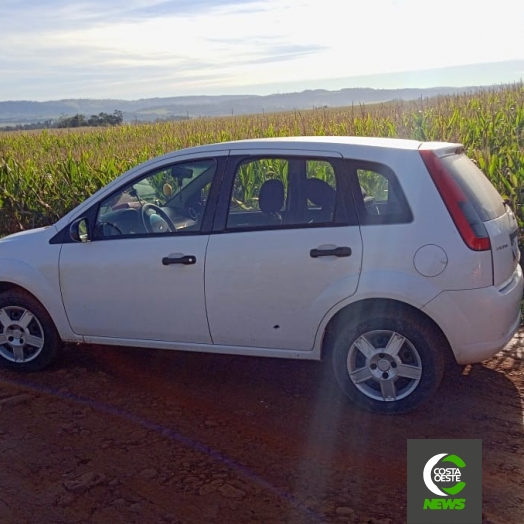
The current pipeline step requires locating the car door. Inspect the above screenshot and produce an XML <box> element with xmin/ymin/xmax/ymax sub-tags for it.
<box><xmin>59</xmin><ymin>155</ymin><xmax>226</xmax><ymax>344</ymax></box>
<box><xmin>204</xmin><ymin>149</ymin><xmax>363</xmax><ymax>351</ymax></box>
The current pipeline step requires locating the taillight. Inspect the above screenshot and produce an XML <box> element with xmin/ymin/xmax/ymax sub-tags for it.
<box><xmin>419</xmin><ymin>149</ymin><xmax>491</xmax><ymax>251</ymax></box>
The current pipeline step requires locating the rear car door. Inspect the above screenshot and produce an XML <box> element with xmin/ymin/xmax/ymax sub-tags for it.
<box><xmin>204</xmin><ymin>149</ymin><xmax>363</xmax><ymax>351</ymax></box>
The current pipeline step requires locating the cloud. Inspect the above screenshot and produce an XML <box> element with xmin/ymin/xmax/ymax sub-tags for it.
<box><xmin>1</xmin><ymin>0</ymin><xmax>330</xmax><ymax>100</ymax></box>
<box><xmin>234</xmin><ymin>43</ymin><xmax>328</xmax><ymax>65</ymax></box>
<box><xmin>125</xmin><ymin>0</ymin><xmax>266</xmax><ymax>18</ymax></box>
<box><xmin>3</xmin><ymin>0</ymin><xmax>266</xmax><ymax>33</ymax></box>
<box><xmin>1</xmin><ymin>0</ymin><xmax>524</xmax><ymax>100</ymax></box>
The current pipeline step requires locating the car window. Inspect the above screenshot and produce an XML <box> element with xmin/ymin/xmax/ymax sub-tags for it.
<box><xmin>440</xmin><ymin>153</ymin><xmax>505</xmax><ymax>221</ymax></box>
<box><xmin>226</xmin><ymin>157</ymin><xmax>342</xmax><ymax>230</ymax></box>
<box><xmin>94</xmin><ymin>159</ymin><xmax>216</xmax><ymax>238</ymax></box>
<box><xmin>228</xmin><ymin>158</ymin><xmax>288</xmax><ymax>221</ymax></box>
<box><xmin>356</xmin><ymin>164</ymin><xmax>412</xmax><ymax>223</ymax></box>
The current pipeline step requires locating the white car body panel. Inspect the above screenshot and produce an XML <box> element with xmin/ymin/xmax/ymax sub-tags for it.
<box><xmin>422</xmin><ymin>265</ymin><xmax>523</xmax><ymax>364</ymax></box>
<box><xmin>358</xmin><ymin>220</ymin><xmax>494</xmax><ymax>293</ymax></box>
<box><xmin>484</xmin><ymin>211</ymin><xmax>520</xmax><ymax>287</ymax></box>
<box><xmin>205</xmin><ymin>227</ymin><xmax>362</xmax><ymax>350</ymax></box>
<box><xmin>59</xmin><ymin>235</ymin><xmax>212</xmax><ymax>343</ymax></box>
<box><xmin>0</xmin><ymin>226</ymin><xmax>81</xmax><ymax>342</ymax></box>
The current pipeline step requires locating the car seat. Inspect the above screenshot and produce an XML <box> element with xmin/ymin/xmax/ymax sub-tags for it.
<box><xmin>258</xmin><ymin>179</ymin><xmax>285</xmax><ymax>225</ymax></box>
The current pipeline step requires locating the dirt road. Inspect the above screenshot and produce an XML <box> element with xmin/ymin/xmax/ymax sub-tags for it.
<box><xmin>1</xmin><ymin>333</ymin><xmax>523</xmax><ymax>524</ymax></box>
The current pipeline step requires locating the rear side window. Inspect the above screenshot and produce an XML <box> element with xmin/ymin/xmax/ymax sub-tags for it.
<box><xmin>351</xmin><ymin>161</ymin><xmax>412</xmax><ymax>224</ymax></box>
<box><xmin>439</xmin><ymin>154</ymin><xmax>505</xmax><ymax>222</ymax></box>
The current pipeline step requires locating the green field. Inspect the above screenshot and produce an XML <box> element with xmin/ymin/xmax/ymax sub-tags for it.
<box><xmin>0</xmin><ymin>84</ymin><xmax>523</xmax><ymax>238</ymax></box>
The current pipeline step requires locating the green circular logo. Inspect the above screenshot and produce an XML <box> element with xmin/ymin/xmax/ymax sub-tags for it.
<box><xmin>423</xmin><ymin>453</ymin><xmax>466</xmax><ymax>496</ymax></box>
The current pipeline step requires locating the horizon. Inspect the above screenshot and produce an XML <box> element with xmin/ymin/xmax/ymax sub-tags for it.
<box><xmin>2</xmin><ymin>0</ymin><xmax>524</xmax><ymax>102</ymax></box>
<box><xmin>1</xmin><ymin>61</ymin><xmax>523</xmax><ymax>104</ymax></box>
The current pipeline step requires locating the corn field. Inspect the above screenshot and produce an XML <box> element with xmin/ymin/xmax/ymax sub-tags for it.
<box><xmin>0</xmin><ymin>84</ymin><xmax>523</xmax><ymax>237</ymax></box>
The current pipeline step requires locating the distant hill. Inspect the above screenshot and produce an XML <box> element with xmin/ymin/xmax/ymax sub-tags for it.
<box><xmin>0</xmin><ymin>86</ymin><xmax>487</xmax><ymax>125</ymax></box>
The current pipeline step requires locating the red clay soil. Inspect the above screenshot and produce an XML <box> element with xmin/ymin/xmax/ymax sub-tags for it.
<box><xmin>1</xmin><ymin>332</ymin><xmax>524</xmax><ymax>524</ymax></box>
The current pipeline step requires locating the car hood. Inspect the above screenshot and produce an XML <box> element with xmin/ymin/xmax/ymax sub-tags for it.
<box><xmin>0</xmin><ymin>226</ymin><xmax>57</xmax><ymax>244</ymax></box>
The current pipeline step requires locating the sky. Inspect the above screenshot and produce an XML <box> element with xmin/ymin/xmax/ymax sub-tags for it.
<box><xmin>2</xmin><ymin>0</ymin><xmax>524</xmax><ymax>101</ymax></box>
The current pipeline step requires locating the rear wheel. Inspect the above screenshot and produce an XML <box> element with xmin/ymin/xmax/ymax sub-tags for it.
<box><xmin>0</xmin><ymin>291</ymin><xmax>60</xmax><ymax>371</ymax></box>
<box><xmin>331</xmin><ymin>306</ymin><xmax>446</xmax><ymax>414</ymax></box>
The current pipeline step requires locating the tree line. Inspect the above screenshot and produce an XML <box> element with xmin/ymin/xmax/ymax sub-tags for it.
<box><xmin>0</xmin><ymin>110</ymin><xmax>124</xmax><ymax>132</ymax></box>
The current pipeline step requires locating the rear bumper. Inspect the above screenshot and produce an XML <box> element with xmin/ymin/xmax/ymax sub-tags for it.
<box><xmin>422</xmin><ymin>265</ymin><xmax>523</xmax><ymax>365</ymax></box>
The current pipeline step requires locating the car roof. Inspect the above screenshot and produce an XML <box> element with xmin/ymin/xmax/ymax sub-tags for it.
<box><xmin>172</xmin><ymin>136</ymin><xmax>461</xmax><ymax>155</ymax></box>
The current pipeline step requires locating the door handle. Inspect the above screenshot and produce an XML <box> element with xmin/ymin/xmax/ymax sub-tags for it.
<box><xmin>310</xmin><ymin>246</ymin><xmax>352</xmax><ymax>258</ymax></box>
<box><xmin>162</xmin><ymin>255</ymin><xmax>196</xmax><ymax>265</ymax></box>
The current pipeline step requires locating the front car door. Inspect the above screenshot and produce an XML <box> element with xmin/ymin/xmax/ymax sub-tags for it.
<box><xmin>59</xmin><ymin>154</ymin><xmax>227</xmax><ymax>344</ymax></box>
<box><xmin>204</xmin><ymin>149</ymin><xmax>363</xmax><ymax>351</ymax></box>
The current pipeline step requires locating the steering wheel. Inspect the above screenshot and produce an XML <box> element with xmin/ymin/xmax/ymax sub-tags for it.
<box><xmin>141</xmin><ymin>203</ymin><xmax>176</xmax><ymax>233</ymax></box>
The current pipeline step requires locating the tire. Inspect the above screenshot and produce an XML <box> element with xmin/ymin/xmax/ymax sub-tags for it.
<box><xmin>0</xmin><ymin>290</ymin><xmax>61</xmax><ymax>372</ymax></box>
<box><xmin>331</xmin><ymin>305</ymin><xmax>446</xmax><ymax>414</ymax></box>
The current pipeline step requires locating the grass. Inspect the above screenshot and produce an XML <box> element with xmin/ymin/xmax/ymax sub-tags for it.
<box><xmin>0</xmin><ymin>84</ymin><xmax>523</xmax><ymax>236</ymax></box>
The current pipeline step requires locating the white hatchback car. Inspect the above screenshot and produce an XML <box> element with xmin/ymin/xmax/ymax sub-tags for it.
<box><xmin>0</xmin><ymin>137</ymin><xmax>521</xmax><ymax>413</ymax></box>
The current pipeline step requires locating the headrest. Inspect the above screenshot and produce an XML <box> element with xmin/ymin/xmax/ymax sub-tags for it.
<box><xmin>259</xmin><ymin>179</ymin><xmax>285</xmax><ymax>213</ymax></box>
<box><xmin>306</xmin><ymin>178</ymin><xmax>336</xmax><ymax>208</ymax></box>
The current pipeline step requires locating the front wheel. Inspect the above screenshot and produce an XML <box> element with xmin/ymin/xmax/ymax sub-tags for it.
<box><xmin>331</xmin><ymin>308</ymin><xmax>446</xmax><ymax>414</ymax></box>
<box><xmin>0</xmin><ymin>291</ymin><xmax>61</xmax><ymax>372</ymax></box>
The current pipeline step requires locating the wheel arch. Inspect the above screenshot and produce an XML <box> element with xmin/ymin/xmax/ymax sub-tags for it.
<box><xmin>0</xmin><ymin>279</ymin><xmax>78</xmax><ymax>343</ymax></box>
<box><xmin>0</xmin><ymin>281</ymin><xmax>39</xmax><ymax>298</ymax></box>
<box><xmin>320</xmin><ymin>298</ymin><xmax>454</xmax><ymax>364</ymax></box>
<box><xmin>0</xmin><ymin>281</ymin><xmax>59</xmax><ymax>328</ymax></box>
<box><xmin>0</xmin><ymin>281</ymin><xmax>64</xmax><ymax>371</ymax></box>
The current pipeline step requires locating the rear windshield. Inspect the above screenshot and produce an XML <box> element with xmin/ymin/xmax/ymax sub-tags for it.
<box><xmin>440</xmin><ymin>154</ymin><xmax>505</xmax><ymax>221</ymax></box>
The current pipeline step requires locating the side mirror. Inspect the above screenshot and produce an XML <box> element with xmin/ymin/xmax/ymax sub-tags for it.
<box><xmin>70</xmin><ymin>218</ymin><xmax>90</xmax><ymax>243</ymax></box>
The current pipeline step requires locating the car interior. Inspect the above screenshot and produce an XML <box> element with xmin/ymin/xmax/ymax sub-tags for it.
<box><xmin>93</xmin><ymin>160</ymin><xmax>216</xmax><ymax>238</ymax></box>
